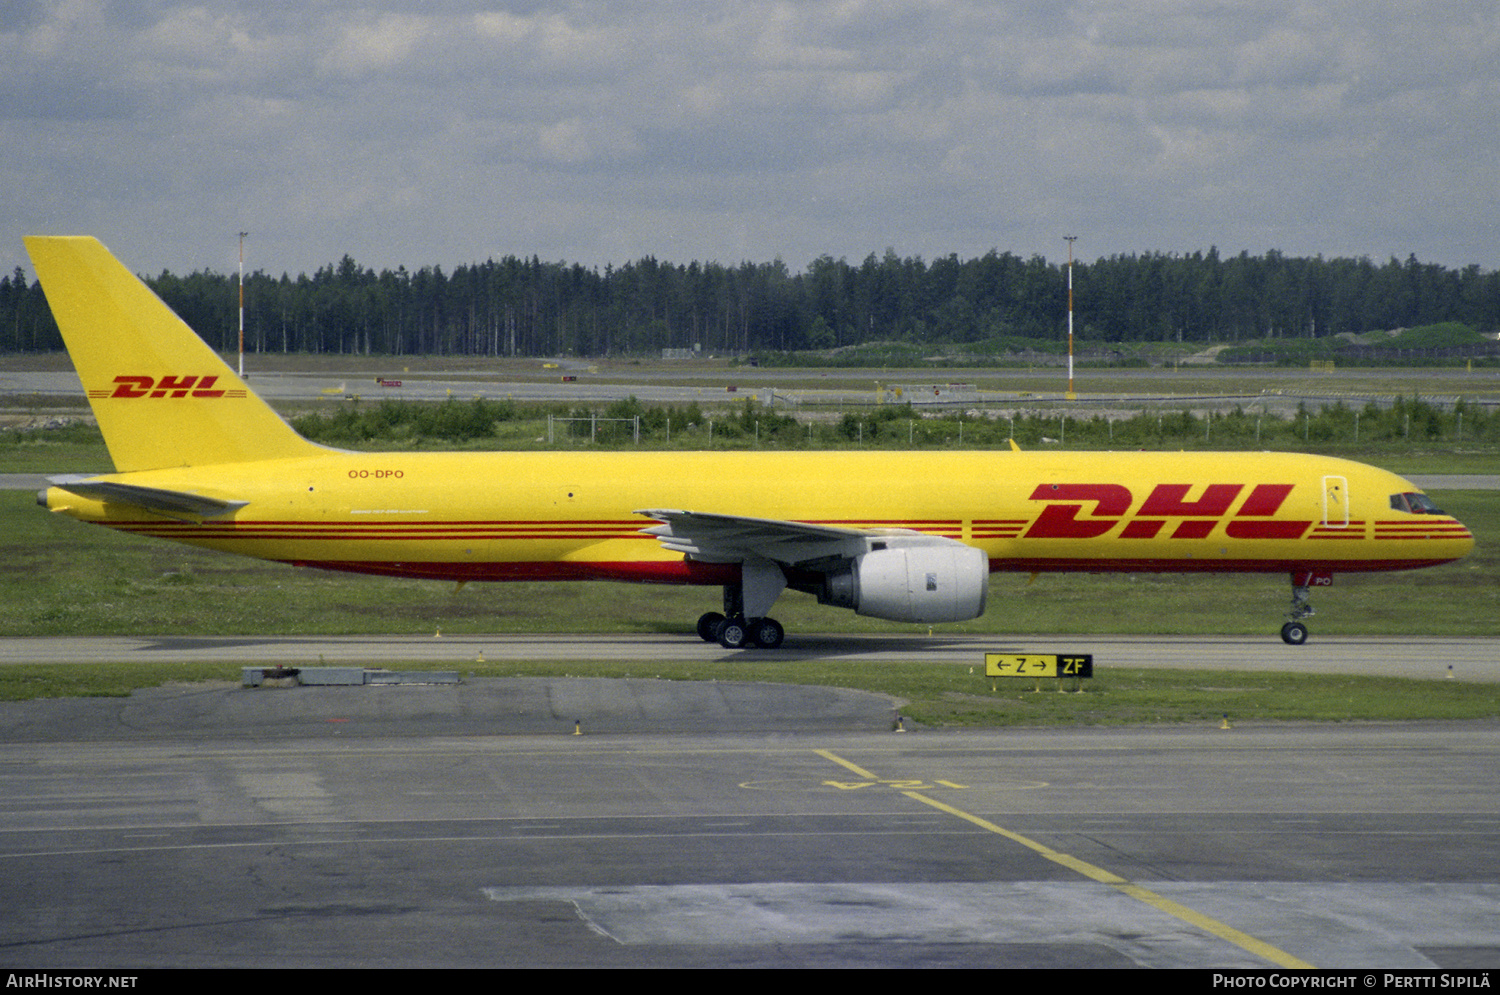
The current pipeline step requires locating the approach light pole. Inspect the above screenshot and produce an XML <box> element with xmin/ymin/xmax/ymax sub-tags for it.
<box><xmin>1064</xmin><ymin>235</ymin><xmax>1078</xmax><ymax>400</ymax></box>
<box><xmin>237</xmin><ymin>231</ymin><xmax>249</xmax><ymax>377</ymax></box>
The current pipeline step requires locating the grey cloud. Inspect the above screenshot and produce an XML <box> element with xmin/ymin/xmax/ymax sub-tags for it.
<box><xmin>1</xmin><ymin>0</ymin><xmax>1496</xmax><ymax>279</ymax></box>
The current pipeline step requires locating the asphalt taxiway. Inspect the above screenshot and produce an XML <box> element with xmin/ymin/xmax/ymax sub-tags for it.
<box><xmin>3</xmin><ymin>632</ymin><xmax>1499</xmax><ymax>682</ymax></box>
<box><xmin>1</xmin><ymin>634</ymin><xmax>1497</xmax><ymax>969</ymax></box>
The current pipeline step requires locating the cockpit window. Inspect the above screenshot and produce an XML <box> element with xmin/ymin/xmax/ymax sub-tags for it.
<box><xmin>1390</xmin><ymin>492</ymin><xmax>1445</xmax><ymax>515</ymax></box>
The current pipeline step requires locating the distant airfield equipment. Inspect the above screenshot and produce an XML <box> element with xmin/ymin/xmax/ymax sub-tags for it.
<box><xmin>237</xmin><ymin>230</ymin><xmax>248</xmax><ymax>377</ymax></box>
<box><xmin>1064</xmin><ymin>234</ymin><xmax>1078</xmax><ymax>401</ymax></box>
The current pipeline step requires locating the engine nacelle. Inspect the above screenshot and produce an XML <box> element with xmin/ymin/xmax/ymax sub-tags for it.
<box><xmin>818</xmin><ymin>543</ymin><xmax>988</xmax><ymax>623</ymax></box>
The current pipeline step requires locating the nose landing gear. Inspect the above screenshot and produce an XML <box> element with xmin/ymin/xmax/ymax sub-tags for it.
<box><xmin>1280</xmin><ymin>618</ymin><xmax>1310</xmax><ymax>646</ymax></box>
<box><xmin>1280</xmin><ymin>570</ymin><xmax>1329</xmax><ymax>645</ymax></box>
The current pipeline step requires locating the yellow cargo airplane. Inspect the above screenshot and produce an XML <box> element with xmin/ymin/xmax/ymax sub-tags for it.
<box><xmin>27</xmin><ymin>236</ymin><xmax>1474</xmax><ymax>648</ymax></box>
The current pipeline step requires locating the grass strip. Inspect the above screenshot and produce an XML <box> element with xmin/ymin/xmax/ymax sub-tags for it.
<box><xmin>2</xmin><ymin>659</ymin><xmax>1497</xmax><ymax>727</ymax></box>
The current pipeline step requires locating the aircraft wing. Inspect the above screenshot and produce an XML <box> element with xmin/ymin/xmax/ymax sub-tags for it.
<box><xmin>636</xmin><ymin>508</ymin><xmax>903</xmax><ymax>564</ymax></box>
<box><xmin>48</xmin><ymin>475</ymin><xmax>247</xmax><ymax>520</ymax></box>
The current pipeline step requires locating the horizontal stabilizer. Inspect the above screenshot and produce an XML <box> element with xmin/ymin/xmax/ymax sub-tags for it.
<box><xmin>49</xmin><ymin>475</ymin><xmax>247</xmax><ymax>520</ymax></box>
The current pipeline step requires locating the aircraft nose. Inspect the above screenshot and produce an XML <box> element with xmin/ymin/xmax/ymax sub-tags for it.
<box><xmin>1437</xmin><ymin>513</ymin><xmax>1476</xmax><ymax>560</ymax></box>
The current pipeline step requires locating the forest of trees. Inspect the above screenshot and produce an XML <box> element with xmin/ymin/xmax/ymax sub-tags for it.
<box><xmin>3</xmin><ymin>248</ymin><xmax>1497</xmax><ymax>358</ymax></box>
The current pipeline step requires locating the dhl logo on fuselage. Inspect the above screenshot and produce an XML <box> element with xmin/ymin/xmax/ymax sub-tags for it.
<box><xmin>90</xmin><ymin>375</ymin><xmax>246</xmax><ymax>399</ymax></box>
<box><xmin>1026</xmin><ymin>483</ymin><xmax>1310</xmax><ymax>540</ymax></box>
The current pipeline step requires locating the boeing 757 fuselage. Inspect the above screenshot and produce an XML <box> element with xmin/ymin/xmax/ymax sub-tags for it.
<box><xmin>26</xmin><ymin>236</ymin><xmax>1473</xmax><ymax>648</ymax></box>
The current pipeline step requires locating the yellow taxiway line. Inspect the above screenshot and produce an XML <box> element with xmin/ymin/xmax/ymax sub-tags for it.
<box><xmin>814</xmin><ymin>748</ymin><xmax>1313</xmax><ymax>969</ymax></box>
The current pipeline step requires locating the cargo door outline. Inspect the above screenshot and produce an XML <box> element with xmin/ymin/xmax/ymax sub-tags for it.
<box><xmin>1322</xmin><ymin>475</ymin><xmax>1348</xmax><ymax>528</ymax></box>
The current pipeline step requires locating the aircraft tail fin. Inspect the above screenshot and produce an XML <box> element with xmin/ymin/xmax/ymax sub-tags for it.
<box><xmin>24</xmin><ymin>236</ymin><xmax>326</xmax><ymax>472</ymax></box>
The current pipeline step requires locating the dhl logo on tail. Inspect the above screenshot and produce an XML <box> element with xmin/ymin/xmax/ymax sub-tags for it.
<box><xmin>92</xmin><ymin>375</ymin><xmax>246</xmax><ymax>399</ymax></box>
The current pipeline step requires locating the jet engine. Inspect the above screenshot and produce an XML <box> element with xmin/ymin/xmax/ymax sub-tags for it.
<box><xmin>817</xmin><ymin>542</ymin><xmax>988</xmax><ymax>623</ymax></box>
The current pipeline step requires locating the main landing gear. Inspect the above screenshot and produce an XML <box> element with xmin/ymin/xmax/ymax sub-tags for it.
<box><xmin>1280</xmin><ymin>570</ymin><xmax>1327</xmax><ymax>645</ymax></box>
<box><xmin>695</xmin><ymin>564</ymin><xmax>788</xmax><ymax>650</ymax></box>
<box><xmin>696</xmin><ymin>611</ymin><xmax>785</xmax><ymax>650</ymax></box>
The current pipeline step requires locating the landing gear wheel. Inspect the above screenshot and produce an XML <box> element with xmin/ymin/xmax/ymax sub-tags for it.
<box><xmin>715</xmin><ymin>616</ymin><xmax>749</xmax><ymax>649</ymax></box>
<box><xmin>697</xmin><ymin>612</ymin><xmax>725</xmax><ymax>642</ymax></box>
<box><xmin>749</xmin><ymin>617</ymin><xmax>784</xmax><ymax>650</ymax></box>
<box><xmin>1280</xmin><ymin>621</ymin><xmax>1309</xmax><ymax>646</ymax></box>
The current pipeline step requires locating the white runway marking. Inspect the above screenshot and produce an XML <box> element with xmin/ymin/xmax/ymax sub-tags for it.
<box><xmin>482</xmin><ymin>881</ymin><xmax>1500</xmax><ymax>969</ymax></box>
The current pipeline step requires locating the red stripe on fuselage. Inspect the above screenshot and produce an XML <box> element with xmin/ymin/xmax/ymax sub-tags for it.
<box><xmin>994</xmin><ymin>556</ymin><xmax>1456</xmax><ymax>574</ymax></box>
<box><xmin>288</xmin><ymin>558</ymin><xmax>742</xmax><ymax>584</ymax></box>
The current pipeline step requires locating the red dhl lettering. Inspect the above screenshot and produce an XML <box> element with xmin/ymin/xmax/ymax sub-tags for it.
<box><xmin>1024</xmin><ymin>484</ymin><xmax>1131</xmax><ymax>539</ymax></box>
<box><xmin>1024</xmin><ymin>482</ymin><xmax>1313</xmax><ymax>540</ymax></box>
<box><xmin>109</xmin><ymin>375</ymin><xmax>154</xmax><ymax>398</ymax></box>
<box><xmin>1223</xmin><ymin>484</ymin><xmax>1308</xmax><ymax>539</ymax></box>
<box><xmin>107</xmin><ymin>375</ymin><xmax>229</xmax><ymax>398</ymax></box>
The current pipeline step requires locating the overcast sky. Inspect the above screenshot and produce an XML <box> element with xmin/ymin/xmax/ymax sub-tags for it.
<box><xmin>3</xmin><ymin>1</ymin><xmax>1497</xmax><ymax>280</ymax></box>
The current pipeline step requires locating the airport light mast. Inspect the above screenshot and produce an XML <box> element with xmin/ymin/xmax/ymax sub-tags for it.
<box><xmin>237</xmin><ymin>231</ymin><xmax>248</xmax><ymax>377</ymax></box>
<box><xmin>1064</xmin><ymin>234</ymin><xmax>1078</xmax><ymax>400</ymax></box>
